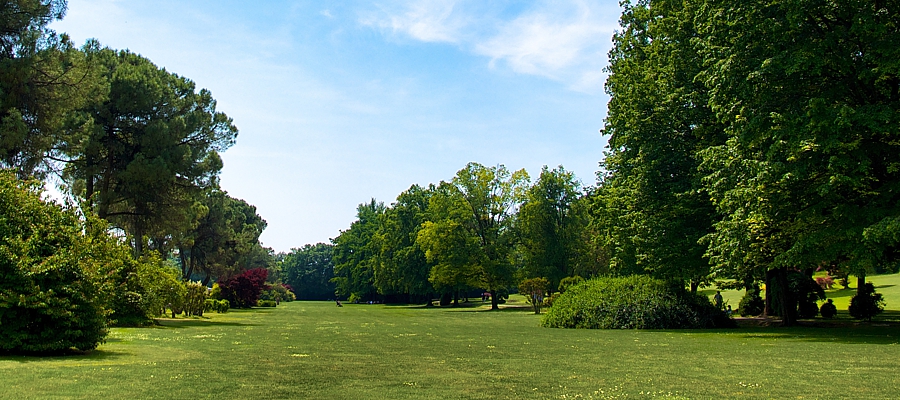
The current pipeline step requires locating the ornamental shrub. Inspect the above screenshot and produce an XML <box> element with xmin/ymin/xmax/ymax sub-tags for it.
<box><xmin>217</xmin><ymin>268</ymin><xmax>269</xmax><ymax>308</ymax></box>
<box><xmin>849</xmin><ymin>283</ymin><xmax>884</xmax><ymax>321</ymax></box>
<box><xmin>0</xmin><ymin>173</ymin><xmax>107</xmax><ymax>352</ymax></box>
<box><xmin>738</xmin><ymin>287</ymin><xmax>765</xmax><ymax>317</ymax></box>
<box><xmin>820</xmin><ymin>299</ymin><xmax>837</xmax><ymax>319</ymax></box>
<box><xmin>541</xmin><ymin>275</ymin><xmax>733</xmax><ymax>329</ymax></box>
<box><xmin>257</xmin><ymin>299</ymin><xmax>277</xmax><ymax>307</ymax></box>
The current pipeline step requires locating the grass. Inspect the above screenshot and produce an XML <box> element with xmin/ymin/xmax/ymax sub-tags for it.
<box><xmin>3</xmin><ymin>281</ymin><xmax>900</xmax><ymax>399</ymax></box>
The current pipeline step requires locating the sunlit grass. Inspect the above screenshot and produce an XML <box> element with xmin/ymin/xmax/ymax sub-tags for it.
<box><xmin>2</xmin><ymin>286</ymin><xmax>900</xmax><ymax>399</ymax></box>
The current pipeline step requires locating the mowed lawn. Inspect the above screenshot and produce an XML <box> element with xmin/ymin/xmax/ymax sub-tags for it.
<box><xmin>3</xmin><ymin>285</ymin><xmax>900</xmax><ymax>399</ymax></box>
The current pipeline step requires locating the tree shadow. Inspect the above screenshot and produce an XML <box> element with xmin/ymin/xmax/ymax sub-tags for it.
<box><xmin>0</xmin><ymin>348</ymin><xmax>130</xmax><ymax>362</ymax></box>
<box><xmin>731</xmin><ymin>326</ymin><xmax>900</xmax><ymax>345</ymax></box>
<box><xmin>153</xmin><ymin>319</ymin><xmax>256</xmax><ymax>329</ymax></box>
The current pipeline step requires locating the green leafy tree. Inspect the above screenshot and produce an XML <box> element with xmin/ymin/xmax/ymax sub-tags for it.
<box><xmin>176</xmin><ymin>188</ymin><xmax>267</xmax><ymax>285</ymax></box>
<box><xmin>696</xmin><ymin>0</ymin><xmax>900</xmax><ymax>324</ymax></box>
<box><xmin>597</xmin><ymin>0</ymin><xmax>722</xmax><ymax>292</ymax></box>
<box><xmin>0</xmin><ymin>0</ymin><xmax>102</xmax><ymax>179</ymax></box>
<box><xmin>518</xmin><ymin>277</ymin><xmax>550</xmax><ymax>314</ymax></box>
<box><xmin>418</xmin><ymin>163</ymin><xmax>529</xmax><ymax>310</ymax></box>
<box><xmin>62</xmin><ymin>47</ymin><xmax>237</xmax><ymax>256</ymax></box>
<box><xmin>331</xmin><ymin>199</ymin><xmax>384</xmax><ymax>301</ymax></box>
<box><xmin>282</xmin><ymin>243</ymin><xmax>335</xmax><ymax>300</ymax></box>
<box><xmin>373</xmin><ymin>184</ymin><xmax>435</xmax><ymax>304</ymax></box>
<box><xmin>517</xmin><ymin>166</ymin><xmax>588</xmax><ymax>291</ymax></box>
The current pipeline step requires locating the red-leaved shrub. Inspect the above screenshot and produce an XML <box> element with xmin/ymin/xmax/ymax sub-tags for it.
<box><xmin>217</xmin><ymin>268</ymin><xmax>269</xmax><ymax>308</ymax></box>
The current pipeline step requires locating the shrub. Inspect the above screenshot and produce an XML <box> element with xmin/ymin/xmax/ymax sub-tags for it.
<box><xmin>257</xmin><ymin>300</ymin><xmax>277</xmax><ymax>307</ymax></box>
<box><xmin>260</xmin><ymin>283</ymin><xmax>296</xmax><ymax>304</ymax></box>
<box><xmin>541</xmin><ymin>275</ymin><xmax>733</xmax><ymax>329</ymax></box>
<box><xmin>218</xmin><ymin>299</ymin><xmax>230</xmax><ymax>313</ymax></box>
<box><xmin>738</xmin><ymin>287</ymin><xmax>765</xmax><ymax>317</ymax></box>
<box><xmin>815</xmin><ymin>276</ymin><xmax>834</xmax><ymax>290</ymax></box>
<box><xmin>217</xmin><ymin>268</ymin><xmax>269</xmax><ymax>308</ymax></box>
<box><xmin>849</xmin><ymin>283</ymin><xmax>884</xmax><ymax>321</ymax></box>
<box><xmin>181</xmin><ymin>281</ymin><xmax>207</xmax><ymax>316</ymax></box>
<box><xmin>0</xmin><ymin>173</ymin><xmax>107</xmax><ymax>352</ymax></box>
<box><xmin>558</xmin><ymin>276</ymin><xmax>585</xmax><ymax>293</ymax></box>
<box><xmin>820</xmin><ymin>299</ymin><xmax>837</xmax><ymax>319</ymax></box>
<box><xmin>519</xmin><ymin>277</ymin><xmax>550</xmax><ymax>314</ymax></box>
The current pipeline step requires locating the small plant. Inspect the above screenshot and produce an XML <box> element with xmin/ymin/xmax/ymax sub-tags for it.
<box><xmin>848</xmin><ymin>283</ymin><xmax>884</xmax><ymax>321</ymax></box>
<box><xmin>258</xmin><ymin>300</ymin><xmax>277</xmax><ymax>307</ymax></box>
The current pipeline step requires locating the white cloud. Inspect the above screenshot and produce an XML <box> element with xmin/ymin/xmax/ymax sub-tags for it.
<box><xmin>360</xmin><ymin>0</ymin><xmax>618</xmax><ymax>93</ymax></box>
<box><xmin>360</xmin><ymin>0</ymin><xmax>466</xmax><ymax>43</ymax></box>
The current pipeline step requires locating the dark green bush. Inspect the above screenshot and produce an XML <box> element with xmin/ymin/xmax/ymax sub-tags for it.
<box><xmin>257</xmin><ymin>299</ymin><xmax>277</xmax><ymax>307</ymax></box>
<box><xmin>541</xmin><ymin>275</ymin><xmax>732</xmax><ymax>329</ymax></box>
<box><xmin>0</xmin><ymin>173</ymin><xmax>108</xmax><ymax>352</ymax></box>
<box><xmin>738</xmin><ymin>288</ymin><xmax>765</xmax><ymax>317</ymax></box>
<box><xmin>218</xmin><ymin>299</ymin><xmax>230</xmax><ymax>313</ymax></box>
<box><xmin>820</xmin><ymin>299</ymin><xmax>837</xmax><ymax>318</ymax></box>
<box><xmin>849</xmin><ymin>283</ymin><xmax>884</xmax><ymax>321</ymax></box>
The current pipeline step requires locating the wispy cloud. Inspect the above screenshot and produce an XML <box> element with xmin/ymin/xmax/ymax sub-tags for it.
<box><xmin>360</xmin><ymin>0</ymin><xmax>467</xmax><ymax>43</ymax></box>
<box><xmin>359</xmin><ymin>0</ymin><xmax>619</xmax><ymax>93</ymax></box>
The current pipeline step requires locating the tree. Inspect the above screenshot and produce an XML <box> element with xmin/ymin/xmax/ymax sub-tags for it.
<box><xmin>517</xmin><ymin>166</ymin><xmax>588</xmax><ymax>291</ymax></box>
<box><xmin>596</xmin><ymin>0</ymin><xmax>722</xmax><ymax>292</ymax></box>
<box><xmin>696</xmin><ymin>0</ymin><xmax>900</xmax><ymax>324</ymax></box>
<box><xmin>518</xmin><ymin>277</ymin><xmax>549</xmax><ymax>314</ymax></box>
<box><xmin>282</xmin><ymin>243</ymin><xmax>335</xmax><ymax>300</ymax></box>
<box><xmin>372</xmin><ymin>184</ymin><xmax>435</xmax><ymax>304</ymax></box>
<box><xmin>0</xmin><ymin>0</ymin><xmax>101</xmax><ymax>179</ymax></box>
<box><xmin>176</xmin><ymin>188</ymin><xmax>268</xmax><ymax>285</ymax></box>
<box><xmin>62</xmin><ymin>47</ymin><xmax>237</xmax><ymax>256</ymax></box>
<box><xmin>0</xmin><ymin>170</ymin><xmax>107</xmax><ymax>352</ymax></box>
<box><xmin>331</xmin><ymin>199</ymin><xmax>384</xmax><ymax>301</ymax></box>
<box><xmin>418</xmin><ymin>163</ymin><xmax>529</xmax><ymax>310</ymax></box>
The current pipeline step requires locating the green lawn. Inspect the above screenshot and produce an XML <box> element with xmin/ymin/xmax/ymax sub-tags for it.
<box><xmin>3</xmin><ymin>288</ymin><xmax>900</xmax><ymax>399</ymax></box>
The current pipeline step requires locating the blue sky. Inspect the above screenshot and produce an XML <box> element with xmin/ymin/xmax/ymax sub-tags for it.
<box><xmin>51</xmin><ymin>0</ymin><xmax>622</xmax><ymax>252</ymax></box>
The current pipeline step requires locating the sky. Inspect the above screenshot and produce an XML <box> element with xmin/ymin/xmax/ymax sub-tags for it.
<box><xmin>50</xmin><ymin>0</ymin><xmax>623</xmax><ymax>253</ymax></box>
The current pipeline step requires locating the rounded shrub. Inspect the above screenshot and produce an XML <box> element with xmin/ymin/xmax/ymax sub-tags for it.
<box><xmin>0</xmin><ymin>173</ymin><xmax>108</xmax><ymax>353</ymax></box>
<box><xmin>541</xmin><ymin>275</ymin><xmax>732</xmax><ymax>329</ymax></box>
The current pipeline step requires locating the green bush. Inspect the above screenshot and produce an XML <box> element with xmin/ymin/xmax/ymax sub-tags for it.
<box><xmin>849</xmin><ymin>283</ymin><xmax>884</xmax><ymax>321</ymax></box>
<box><xmin>738</xmin><ymin>288</ymin><xmax>765</xmax><ymax>317</ymax></box>
<box><xmin>218</xmin><ymin>299</ymin><xmax>230</xmax><ymax>313</ymax></box>
<box><xmin>257</xmin><ymin>299</ymin><xmax>277</xmax><ymax>307</ymax></box>
<box><xmin>0</xmin><ymin>173</ymin><xmax>108</xmax><ymax>352</ymax></box>
<box><xmin>820</xmin><ymin>299</ymin><xmax>837</xmax><ymax>319</ymax></box>
<box><xmin>558</xmin><ymin>276</ymin><xmax>584</xmax><ymax>293</ymax></box>
<box><xmin>541</xmin><ymin>275</ymin><xmax>732</xmax><ymax>329</ymax></box>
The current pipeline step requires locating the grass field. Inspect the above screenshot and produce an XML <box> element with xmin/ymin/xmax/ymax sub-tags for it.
<box><xmin>3</xmin><ymin>277</ymin><xmax>900</xmax><ymax>399</ymax></box>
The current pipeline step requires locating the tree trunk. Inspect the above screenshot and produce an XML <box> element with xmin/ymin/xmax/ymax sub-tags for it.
<box><xmin>776</xmin><ymin>268</ymin><xmax>797</xmax><ymax>326</ymax></box>
<box><xmin>764</xmin><ymin>268</ymin><xmax>776</xmax><ymax>317</ymax></box>
<box><xmin>490</xmin><ymin>290</ymin><xmax>499</xmax><ymax>310</ymax></box>
<box><xmin>133</xmin><ymin>223</ymin><xmax>144</xmax><ymax>257</ymax></box>
<box><xmin>453</xmin><ymin>290</ymin><xmax>459</xmax><ymax>307</ymax></box>
<box><xmin>857</xmin><ymin>271</ymin><xmax>866</xmax><ymax>296</ymax></box>
<box><xmin>690</xmin><ymin>279</ymin><xmax>699</xmax><ymax>293</ymax></box>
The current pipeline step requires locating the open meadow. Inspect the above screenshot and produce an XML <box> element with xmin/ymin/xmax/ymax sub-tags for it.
<box><xmin>4</xmin><ymin>278</ymin><xmax>900</xmax><ymax>400</ymax></box>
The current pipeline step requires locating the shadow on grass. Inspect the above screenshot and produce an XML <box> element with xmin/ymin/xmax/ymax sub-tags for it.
<box><xmin>733</xmin><ymin>327</ymin><xmax>900</xmax><ymax>345</ymax></box>
<box><xmin>153</xmin><ymin>319</ymin><xmax>256</xmax><ymax>329</ymax></box>
<box><xmin>0</xmin><ymin>348</ymin><xmax>130</xmax><ymax>363</ymax></box>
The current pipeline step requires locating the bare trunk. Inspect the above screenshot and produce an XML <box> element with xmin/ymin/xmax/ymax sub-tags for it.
<box><xmin>490</xmin><ymin>290</ymin><xmax>499</xmax><ymax>310</ymax></box>
<box><xmin>857</xmin><ymin>272</ymin><xmax>866</xmax><ymax>296</ymax></box>
<box><xmin>764</xmin><ymin>269</ymin><xmax>776</xmax><ymax>317</ymax></box>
